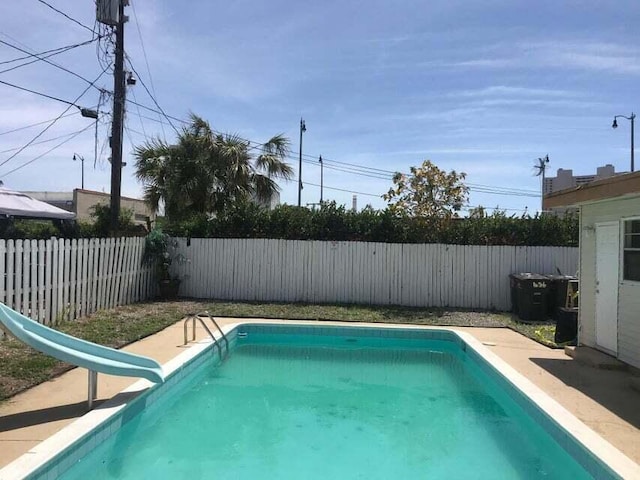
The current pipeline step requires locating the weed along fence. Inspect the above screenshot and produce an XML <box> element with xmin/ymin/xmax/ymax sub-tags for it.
<box><xmin>0</xmin><ymin>237</ymin><xmax>155</xmax><ymax>326</ymax></box>
<box><xmin>174</xmin><ymin>238</ymin><xmax>579</xmax><ymax>310</ymax></box>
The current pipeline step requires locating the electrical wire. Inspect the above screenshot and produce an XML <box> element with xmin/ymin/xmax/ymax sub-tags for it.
<box><xmin>0</xmin><ymin>66</ymin><xmax>108</xmax><ymax>168</ymax></box>
<box><xmin>0</xmin><ymin>78</ymin><xmax>78</xmax><ymax>105</ymax></box>
<box><xmin>125</xmin><ymin>55</ymin><xmax>179</xmax><ymax>134</ymax></box>
<box><xmin>128</xmin><ymin>87</ymin><xmax>148</xmax><ymax>138</ymax></box>
<box><xmin>35</xmin><ymin>0</ymin><xmax>95</xmax><ymax>34</ymax></box>
<box><xmin>0</xmin><ymin>39</ymin><xmax>109</xmax><ymax>93</ymax></box>
<box><xmin>0</xmin><ymin>36</ymin><xmax>100</xmax><ymax>69</ymax></box>
<box><xmin>120</xmin><ymin>99</ymin><xmax>542</xmax><ymax>199</ymax></box>
<box><xmin>303</xmin><ymin>181</ymin><xmax>382</xmax><ymax>198</ymax></box>
<box><xmin>95</xmin><ymin>23</ymin><xmax>115</xmax><ymax>74</ymax></box>
<box><xmin>0</xmin><ymin>129</ymin><xmax>92</xmax><ymax>154</ymax></box>
<box><xmin>130</xmin><ymin>0</ymin><xmax>166</xmax><ymax>140</ymax></box>
<box><xmin>0</xmin><ymin>122</ymin><xmax>94</xmax><ymax>178</ymax></box>
<box><xmin>0</xmin><ymin>111</ymin><xmax>80</xmax><ymax>136</ymax></box>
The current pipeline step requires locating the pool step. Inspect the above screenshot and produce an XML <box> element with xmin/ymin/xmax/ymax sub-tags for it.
<box><xmin>564</xmin><ymin>346</ymin><xmax>627</xmax><ymax>371</ymax></box>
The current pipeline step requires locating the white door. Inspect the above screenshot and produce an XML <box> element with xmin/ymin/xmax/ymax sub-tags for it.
<box><xmin>595</xmin><ymin>222</ymin><xmax>619</xmax><ymax>354</ymax></box>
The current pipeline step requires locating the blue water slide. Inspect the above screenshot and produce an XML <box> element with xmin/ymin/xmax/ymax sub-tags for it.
<box><xmin>0</xmin><ymin>303</ymin><xmax>164</xmax><ymax>385</ymax></box>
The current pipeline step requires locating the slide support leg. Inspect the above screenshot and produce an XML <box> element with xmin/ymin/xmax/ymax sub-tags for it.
<box><xmin>88</xmin><ymin>370</ymin><xmax>98</xmax><ymax>409</ymax></box>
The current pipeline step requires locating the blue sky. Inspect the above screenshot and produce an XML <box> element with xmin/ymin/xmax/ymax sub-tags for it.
<box><xmin>0</xmin><ymin>0</ymin><xmax>638</xmax><ymax>214</ymax></box>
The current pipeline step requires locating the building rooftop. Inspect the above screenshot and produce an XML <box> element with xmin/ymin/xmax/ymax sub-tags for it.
<box><xmin>543</xmin><ymin>170</ymin><xmax>640</xmax><ymax>209</ymax></box>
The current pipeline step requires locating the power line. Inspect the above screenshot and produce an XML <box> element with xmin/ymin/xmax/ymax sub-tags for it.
<box><xmin>35</xmin><ymin>0</ymin><xmax>95</xmax><ymax>34</ymax></box>
<box><xmin>0</xmin><ymin>122</ymin><xmax>94</xmax><ymax>178</ymax></box>
<box><xmin>0</xmin><ymin>111</ymin><xmax>80</xmax><ymax>136</ymax></box>
<box><xmin>0</xmin><ymin>67</ymin><xmax>107</xmax><ymax>168</ymax></box>
<box><xmin>0</xmin><ymin>36</ymin><xmax>99</xmax><ymax>70</ymax></box>
<box><xmin>461</xmin><ymin>205</ymin><xmax>529</xmax><ymax>213</ymax></box>
<box><xmin>130</xmin><ymin>0</ymin><xmax>166</xmax><ymax>140</ymax></box>
<box><xmin>318</xmin><ymin>156</ymin><xmax>397</xmax><ymax>176</ymax></box>
<box><xmin>0</xmin><ymin>129</ymin><xmax>92</xmax><ymax>154</ymax></box>
<box><xmin>0</xmin><ymin>38</ymin><xmax>109</xmax><ymax>92</ymax></box>
<box><xmin>128</xmin><ymin>87</ymin><xmax>148</xmax><ymax>138</ymax></box>
<box><xmin>302</xmin><ymin>157</ymin><xmax>540</xmax><ymax>196</ymax></box>
<box><xmin>120</xmin><ymin>99</ymin><xmax>543</xmax><ymax>198</ymax></box>
<box><xmin>0</xmin><ymin>78</ymin><xmax>77</xmax><ymax>105</ymax></box>
<box><xmin>125</xmin><ymin>125</ymin><xmax>147</xmax><ymax>138</ymax></box>
<box><xmin>303</xmin><ymin>181</ymin><xmax>382</xmax><ymax>198</ymax></box>
<box><xmin>302</xmin><ymin>158</ymin><xmax>391</xmax><ymax>180</ymax></box>
<box><xmin>125</xmin><ymin>55</ymin><xmax>179</xmax><ymax>134</ymax></box>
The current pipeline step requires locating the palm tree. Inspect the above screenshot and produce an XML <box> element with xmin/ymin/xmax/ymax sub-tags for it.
<box><xmin>134</xmin><ymin>115</ymin><xmax>293</xmax><ymax>222</ymax></box>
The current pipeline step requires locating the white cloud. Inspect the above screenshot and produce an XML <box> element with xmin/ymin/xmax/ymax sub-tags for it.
<box><xmin>452</xmin><ymin>85</ymin><xmax>579</xmax><ymax>98</ymax></box>
<box><xmin>440</xmin><ymin>39</ymin><xmax>640</xmax><ymax>75</ymax></box>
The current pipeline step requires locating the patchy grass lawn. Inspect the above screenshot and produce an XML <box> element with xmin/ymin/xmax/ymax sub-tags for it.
<box><xmin>0</xmin><ymin>300</ymin><xmax>559</xmax><ymax>401</ymax></box>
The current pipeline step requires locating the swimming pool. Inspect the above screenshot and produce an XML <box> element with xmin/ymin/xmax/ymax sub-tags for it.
<box><xmin>2</xmin><ymin>323</ymin><xmax>637</xmax><ymax>479</ymax></box>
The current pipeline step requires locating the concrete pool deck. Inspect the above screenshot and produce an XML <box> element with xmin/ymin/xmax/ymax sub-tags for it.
<box><xmin>0</xmin><ymin>319</ymin><xmax>639</xmax><ymax>470</ymax></box>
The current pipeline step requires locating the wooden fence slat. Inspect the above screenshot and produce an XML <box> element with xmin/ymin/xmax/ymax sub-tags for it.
<box><xmin>6</xmin><ymin>240</ymin><xmax>14</xmax><ymax>310</ymax></box>
<box><xmin>30</xmin><ymin>240</ymin><xmax>38</xmax><ymax>318</ymax></box>
<box><xmin>37</xmin><ymin>240</ymin><xmax>45</xmax><ymax>322</ymax></box>
<box><xmin>44</xmin><ymin>239</ymin><xmax>52</xmax><ymax>324</ymax></box>
<box><xmin>87</xmin><ymin>238</ymin><xmax>96</xmax><ymax>314</ymax></box>
<box><xmin>62</xmin><ymin>239</ymin><xmax>70</xmax><ymax>321</ymax></box>
<box><xmin>0</xmin><ymin>240</ymin><xmax>5</xmax><ymax>306</ymax></box>
<box><xmin>15</xmin><ymin>240</ymin><xmax>23</xmax><ymax>314</ymax></box>
<box><xmin>124</xmin><ymin>237</ymin><xmax>134</xmax><ymax>304</ymax></box>
<box><xmin>50</xmin><ymin>239</ymin><xmax>58</xmax><ymax>323</ymax></box>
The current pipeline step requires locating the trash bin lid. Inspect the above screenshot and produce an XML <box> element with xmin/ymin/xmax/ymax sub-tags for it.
<box><xmin>510</xmin><ymin>273</ymin><xmax>549</xmax><ymax>280</ymax></box>
<box><xmin>545</xmin><ymin>274</ymin><xmax>578</xmax><ymax>281</ymax></box>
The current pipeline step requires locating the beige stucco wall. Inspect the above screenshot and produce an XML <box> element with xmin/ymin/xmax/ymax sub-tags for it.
<box><xmin>579</xmin><ymin>195</ymin><xmax>640</xmax><ymax>368</ymax></box>
<box><xmin>73</xmin><ymin>190</ymin><xmax>155</xmax><ymax>226</ymax></box>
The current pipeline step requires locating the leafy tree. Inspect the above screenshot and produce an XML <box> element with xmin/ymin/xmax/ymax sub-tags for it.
<box><xmin>134</xmin><ymin>114</ymin><xmax>293</xmax><ymax>223</ymax></box>
<box><xmin>382</xmin><ymin>160</ymin><xmax>469</xmax><ymax>220</ymax></box>
<box><xmin>89</xmin><ymin>204</ymin><xmax>138</xmax><ymax>236</ymax></box>
<box><xmin>468</xmin><ymin>205</ymin><xmax>486</xmax><ymax>218</ymax></box>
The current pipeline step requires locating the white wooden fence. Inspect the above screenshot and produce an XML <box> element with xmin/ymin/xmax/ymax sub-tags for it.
<box><xmin>174</xmin><ymin>238</ymin><xmax>578</xmax><ymax>310</ymax></box>
<box><xmin>0</xmin><ymin>237</ymin><xmax>155</xmax><ymax>325</ymax></box>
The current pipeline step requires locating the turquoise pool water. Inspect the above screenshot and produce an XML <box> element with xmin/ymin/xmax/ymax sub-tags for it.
<box><xmin>59</xmin><ymin>331</ymin><xmax>594</xmax><ymax>479</ymax></box>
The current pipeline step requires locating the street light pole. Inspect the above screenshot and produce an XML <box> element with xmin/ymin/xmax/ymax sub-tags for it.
<box><xmin>73</xmin><ymin>153</ymin><xmax>85</xmax><ymax>189</ymax></box>
<box><xmin>319</xmin><ymin>155</ymin><xmax>323</xmax><ymax>204</ymax></box>
<box><xmin>612</xmin><ymin>113</ymin><xmax>635</xmax><ymax>172</ymax></box>
<box><xmin>298</xmin><ymin>118</ymin><xmax>306</xmax><ymax>206</ymax></box>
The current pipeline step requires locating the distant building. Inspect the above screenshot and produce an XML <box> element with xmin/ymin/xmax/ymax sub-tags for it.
<box><xmin>543</xmin><ymin>164</ymin><xmax>625</xmax><ymax>195</ymax></box>
<box><xmin>543</xmin><ymin>164</ymin><xmax>627</xmax><ymax>214</ymax></box>
<box><xmin>25</xmin><ymin>189</ymin><xmax>155</xmax><ymax>227</ymax></box>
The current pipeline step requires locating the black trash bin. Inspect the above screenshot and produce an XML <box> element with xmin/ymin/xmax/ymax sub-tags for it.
<box><xmin>554</xmin><ymin>307</ymin><xmax>578</xmax><ymax>344</ymax></box>
<box><xmin>509</xmin><ymin>274</ymin><xmax>519</xmax><ymax>314</ymax></box>
<box><xmin>545</xmin><ymin>275</ymin><xmax>578</xmax><ymax>318</ymax></box>
<box><xmin>509</xmin><ymin>273</ymin><xmax>550</xmax><ymax>322</ymax></box>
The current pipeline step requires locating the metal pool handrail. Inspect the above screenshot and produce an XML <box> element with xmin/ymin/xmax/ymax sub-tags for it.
<box><xmin>183</xmin><ymin>312</ymin><xmax>229</xmax><ymax>360</ymax></box>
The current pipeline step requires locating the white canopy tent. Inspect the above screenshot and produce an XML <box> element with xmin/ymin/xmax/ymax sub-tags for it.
<box><xmin>0</xmin><ymin>187</ymin><xmax>75</xmax><ymax>220</ymax></box>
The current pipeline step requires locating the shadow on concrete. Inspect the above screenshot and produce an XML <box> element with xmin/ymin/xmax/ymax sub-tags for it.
<box><xmin>530</xmin><ymin>357</ymin><xmax>640</xmax><ymax>429</ymax></box>
<box><xmin>0</xmin><ymin>390</ymin><xmax>141</xmax><ymax>433</ymax></box>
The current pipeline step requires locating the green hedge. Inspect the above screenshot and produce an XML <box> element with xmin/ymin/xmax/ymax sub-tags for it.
<box><xmin>0</xmin><ymin>218</ymin><xmax>147</xmax><ymax>240</ymax></box>
<box><xmin>165</xmin><ymin>202</ymin><xmax>579</xmax><ymax>246</ymax></box>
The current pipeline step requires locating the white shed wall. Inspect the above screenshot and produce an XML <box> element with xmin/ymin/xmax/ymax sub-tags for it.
<box><xmin>579</xmin><ymin>195</ymin><xmax>640</xmax><ymax>368</ymax></box>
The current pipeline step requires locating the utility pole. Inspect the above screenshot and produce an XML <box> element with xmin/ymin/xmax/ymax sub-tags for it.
<box><xmin>298</xmin><ymin>118</ymin><xmax>306</xmax><ymax>206</ymax></box>
<box><xmin>109</xmin><ymin>0</ymin><xmax>126</xmax><ymax>233</ymax></box>
<box><xmin>319</xmin><ymin>155</ymin><xmax>323</xmax><ymax>204</ymax></box>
